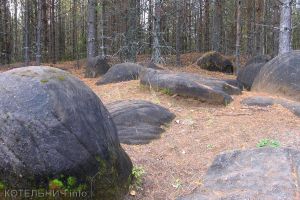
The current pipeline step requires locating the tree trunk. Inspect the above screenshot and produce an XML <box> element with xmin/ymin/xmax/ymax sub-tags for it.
<box><xmin>175</xmin><ymin>0</ymin><xmax>181</xmax><ymax>66</ymax></box>
<box><xmin>235</xmin><ymin>0</ymin><xmax>241</xmax><ymax>73</ymax></box>
<box><xmin>14</xmin><ymin>0</ymin><xmax>18</xmax><ymax>62</ymax></box>
<box><xmin>196</xmin><ymin>0</ymin><xmax>203</xmax><ymax>52</ymax></box>
<box><xmin>42</xmin><ymin>0</ymin><xmax>49</xmax><ymax>62</ymax></box>
<box><xmin>151</xmin><ymin>0</ymin><xmax>162</xmax><ymax>63</ymax></box>
<box><xmin>36</xmin><ymin>0</ymin><xmax>42</xmax><ymax>65</ymax></box>
<box><xmin>24</xmin><ymin>0</ymin><xmax>29</xmax><ymax>66</ymax></box>
<box><xmin>279</xmin><ymin>0</ymin><xmax>292</xmax><ymax>55</ymax></box>
<box><xmin>87</xmin><ymin>0</ymin><xmax>96</xmax><ymax>59</ymax></box>
<box><xmin>204</xmin><ymin>0</ymin><xmax>210</xmax><ymax>51</ymax></box>
<box><xmin>212</xmin><ymin>0</ymin><xmax>222</xmax><ymax>52</ymax></box>
<box><xmin>125</xmin><ymin>0</ymin><xmax>138</xmax><ymax>62</ymax></box>
<box><xmin>50</xmin><ymin>0</ymin><xmax>56</xmax><ymax>63</ymax></box>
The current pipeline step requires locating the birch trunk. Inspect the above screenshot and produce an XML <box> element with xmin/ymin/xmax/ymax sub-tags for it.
<box><xmin>151</xmin><ymin>0</ymin><xmax>162</xmax><ymax>64</ymax></box>
<box><xmin>279</xmin><ymin>0</ymin><xmax>292</xmax><ymax>55</ymax></box>
<box><xmin>87</xmin><ymin>0</ymin><xmax>96</xmax><ymax>59</ymax></box>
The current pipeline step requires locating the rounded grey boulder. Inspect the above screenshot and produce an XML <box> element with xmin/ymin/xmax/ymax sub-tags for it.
<box><xmin>0</xmin><ymin>66</ymin><xmax>132</xmax><ymax>198</ymax></box>
<box><xmin>85</xmin><ymin>56</ymin><xmax>110</xmax><ymax>78</ymax></box>
<box><xmin>237</xmin><ymin>55</ymin><xmax>272</xmax><ymax>91</ymax></box>
<box><xmin>96</xmin><ymin>62</ymin><xmax>142</xmax><ymax>85</ymax></box>
<box><xmin>252</xmin><ymin>51</ymin><xmax>300</xmax><ymax>102</ymax></box>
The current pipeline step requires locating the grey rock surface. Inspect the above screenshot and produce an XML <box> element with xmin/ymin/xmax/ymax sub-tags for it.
<box><xmin>107</xmin><ymin>100</ymin><xmax>175</xmax><ymax>145</ymax></box>
<box><xmin>0</xmin><ymin>66</ymin><xmax>132</xmax><ymax>199</ymax></box>
<box><xmin>179</xmin><ymin>148</ymin><xmax>300</xmax><ymax>200</ymax></box>
<box><xmin>96</xmin><ymin>62</ymin><xmax>142</xmax><ymax>85</ymax></box>
<box><xmin>85</xmin><ymin>56</ymin><xmax>110</xmax><ymax>78</ymax></box>
<box><xmin>252</xmin><ymin>51</ymin><xmax>300</xmax><ymax>102</ymax></box>
<box><xmin>241</xmin><ymin>96</ymin><xmax>300</xmax><ymax>117</ymax></box>
<box><xmin>140</xmin><ymin>69</ymin><xmax>241</xmax><ymax>105</ymax></box>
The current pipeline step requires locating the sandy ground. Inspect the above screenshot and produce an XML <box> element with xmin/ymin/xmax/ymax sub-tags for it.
<box><xmin>2</xmin><ymin>55</ymin><xmax>300</xmax><ymax>200</ymax></box>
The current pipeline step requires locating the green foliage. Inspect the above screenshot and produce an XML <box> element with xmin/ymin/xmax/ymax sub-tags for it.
<box><xmin>40</xmin><ymin>79</ymin><xmax>49</xmax><ymax>84</ymax></box>
<box><xmin>257</xmin><ymin>139</ymin><xmax>281</xmax><ymax>148</ymax></box>
<box><xmin>160</xmin><ymin>88</ymin><xmax>173</xmax><ymax>96</ymax></box>
<box><xmin>131</xmin><ymin>166</ymin><xmax>145</xmax><ymax>189</ymax></box>
<box><xmin>48</xmin><ymin>176</ymin><xmax>86</xmax><ymax>192</ymax></box>
<box><xmin>49</xmin><ymin>179</ymin><xmax>64</xmax><ymax>190</ymax></box>
<box><xmin>57</xmin><ymin>76</ymin><xmax>65</xmax><ymax>81</ymax></box>
<box><xmin>0</xmin><ymin>181</ymin><xmax>5</xmax><ymax>191</ymax></box>
<box><xmin>67</xmin><ymin>177</ymin><xmax>77</xmax><ymax>188</ymax></box>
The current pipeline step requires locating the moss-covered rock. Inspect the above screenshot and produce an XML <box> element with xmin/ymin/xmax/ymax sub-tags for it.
<box><xmin>0</xmin><ymin>66</ymin><xmax>132</xmax><ymax>199</ymax></box>
<box><xmin>196</xmin><ymin>51</ymin><xmax>234</xmax><ymax>73</ymax></box>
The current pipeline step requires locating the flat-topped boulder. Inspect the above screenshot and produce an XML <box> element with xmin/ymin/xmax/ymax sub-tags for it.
<box><xmin>241</xmin><ymin>96</ymin><xmax>300</xmax><ymax>117</ymax></box>
<box><xmin>140</xmin><ymin>69</ymin><xmax>241</xmax><ymax>105</ymax></box>
<box><xmin>196</xmin><ymin>51</ymin><xmax>234</xmax><ymax>73</ymax></box>
<box><xmin>0</xmin><ymin>66</ymin><xmax>132</xmax><ymax>199</ymax></box>
<box><xmin>107</xmin><ymin>100</ymin><xmax>175</xmax><ymax>145</ymax></box>
<box><xmin>252</xmin><ymin>51</ymin><xmax>300</xmax><ymax>102</ymax></box>
<box><xmin>96</xmin><ymin>62</ymin><xmax>142</xmax><ymax>85</ymax></box>
<box><xmin>179</xmin><ymin>148</ymin><xmax>300</xmax><ymax>200</ymax></box>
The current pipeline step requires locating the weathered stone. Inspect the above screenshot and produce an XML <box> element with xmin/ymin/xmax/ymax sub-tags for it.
<box><xmin>237</xmin><ymin>63</ymin><xmax>265</xmax><ymax>90</ymax></box>
<box><xmin>244</xmin><ymin>54</ymin><xmax>272</xmax><ymax>66</ymax></box>
<box><xmin>85</xmin><ymin>56</ymin><xmax>110</xmax><ymax>78</ymax></box>
<box><xmin>252</xmin><ymin>51</ymin><xmax>300</xmax><ymax>102</ymax></box>
<box><xmin>237</xmin><ymin>55</ymin><xmax>272</xmax><ymax>91</ymax></box>
<box><xmin>196</xmin><ymin>51</ymin><xmax>234</xmax><ymax>73</ymax></box>
<box><xmin>140</xmin><ymin>69</ymin><xmax>241</xmax><ymax>105</ymax></box>
<box><xmin>0</xmin><ymin>66</ymin><xmax>132</xmax><ymax>199</ymax></box>
<box><xmin>179</xmin><ymin>148</ymin><xmax>300</xmax><ymax>200</ymax></box>
<box><xmin>107</xmin><ymin>100</ymin><xmax>175</xmax><ymax>145</ymax></box>
<box><xmin>242</xmin><ymin>96</ymin><xmax>300</xmax><ymax>117</ymax></box>
<box><xmin>96</xmin><ymin>62</ymin><xmax>142</xmax><ymax>85</ymax></box>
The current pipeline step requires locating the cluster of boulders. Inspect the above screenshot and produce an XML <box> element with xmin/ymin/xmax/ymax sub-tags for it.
<box><xmin>0</xmin><ymin>64</ymin><xmax>177</xmax><ymax>199</ymax></box>
<box><xmin>1</xmin><ymin>49</ymin><xmax>299</xmax><ymax>199</ymax></box>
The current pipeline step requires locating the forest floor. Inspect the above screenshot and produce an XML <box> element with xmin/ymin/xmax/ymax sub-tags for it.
<box><xmin>2</xmin><ymin>53</ymin><xmax>300</xmax><ymax>200</ymax></box>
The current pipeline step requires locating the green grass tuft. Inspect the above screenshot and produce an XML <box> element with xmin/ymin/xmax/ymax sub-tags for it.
<box><xmin>257</xmin><ymin>139</ymin><xmax>281</xmax><ymax>148</ymax></box>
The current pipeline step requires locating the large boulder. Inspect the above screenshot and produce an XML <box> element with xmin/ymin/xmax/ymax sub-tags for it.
<box><xmin>244</xmin><ymin>54</ymin><xmax>272</xmax><ymax>66</ymax></box>
<box><xmin>196</xmin><ymin>51</ymin><xmax>234</xmax><ymax>73</ymax></box>
<box><xmin>140</xmin><ymin>69</ymin><xmax>241</xmax><ymax>105</ymax></box>
<box><xmin>85</xmin><ymin>56</ymin><xmax>110</xmax><ymax>78</ymax></box>
<box><xmin>252</xmin><ymin>51</ymin><xmax>300</xmax><ymax>102</ymax></box>
<box><xmin>179</xmin><ymin>148</ymin><xmax>300</xmax><ymax>200</ymax></box>
<box><xmin>237</xmin><ymin>55</ymin><xmax>272</xmax><ymax>90</ymax></box>
<box><xmin>107</xmin><ymin>100</ymin><xmax>175</xmax><ymax>145</ymax></box>
<box><xmin>0</xmin><ymin>66</ymin><xmax>132</xmax><ymax>199</ymax></box>
<box><xmin>237</xmin><ymin>63</ymin><xmax>265</xmax><ymax>90</ymax></box>
<box><xmin>96</xmin><ymin>62</ymin><xmax>142</xmax><ymax>85</ymax></box>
